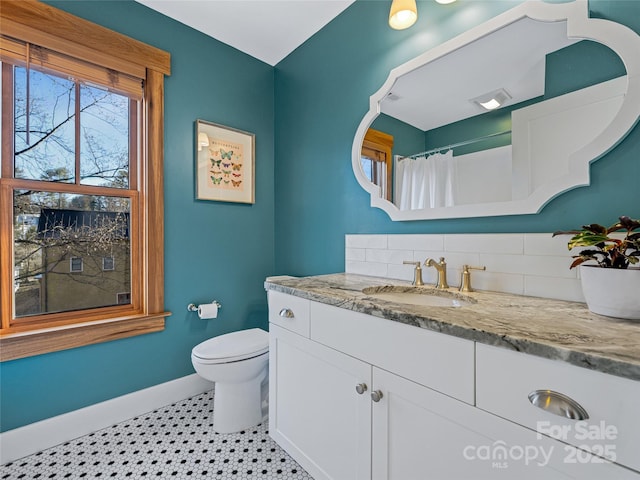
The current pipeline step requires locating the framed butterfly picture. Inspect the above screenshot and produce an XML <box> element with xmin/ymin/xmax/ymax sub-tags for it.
<box><xmin>195</xmin><ymin>119</ymin><xmax>255</xmax><ymax>204</ymax></box>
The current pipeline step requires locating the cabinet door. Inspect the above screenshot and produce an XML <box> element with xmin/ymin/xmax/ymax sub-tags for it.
<box><xmin>371</xmin><ymin>368</ymin><xmax>637</xmax><ymax>480</ymax></box>
<box><xmin>269</xmin><ymin>324</ymin><xmax>371</xmax><ymax>480</ymax></box>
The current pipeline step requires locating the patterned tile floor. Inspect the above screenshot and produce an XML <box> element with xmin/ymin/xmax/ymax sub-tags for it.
<box><xmin>1</xmin><ymin>390</ymin><xmax>313</xmax><ymax>479</ymax></box>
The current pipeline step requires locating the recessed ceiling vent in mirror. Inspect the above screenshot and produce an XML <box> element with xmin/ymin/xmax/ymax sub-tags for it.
<box><xmin>352</xmin><ymin>0</ymin><xmax>640</xmax><ymax>221</ymax></box>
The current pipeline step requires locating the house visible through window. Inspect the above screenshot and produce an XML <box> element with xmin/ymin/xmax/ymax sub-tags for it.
<box><xmin>6</xmin><ymin>54</ymin><xmax>137</xmax><ymax>318</ymax></box>
<box><xmin>1</xmin><ymin>1</ymin><xmax>170</xmax><ymax>361</ymax></box>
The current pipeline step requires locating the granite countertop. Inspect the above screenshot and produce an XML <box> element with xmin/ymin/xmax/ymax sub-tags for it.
<box><xmin>264</xmin><ymin>273</ymin><xmax>640</xmax><ymax>382</ymax></box>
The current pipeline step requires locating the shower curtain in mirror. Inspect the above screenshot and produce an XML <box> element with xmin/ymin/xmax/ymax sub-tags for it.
<box><xmin>394</xmin><ymin>150</ymin><xmax>456</xmax><ymax>210</ymax></box>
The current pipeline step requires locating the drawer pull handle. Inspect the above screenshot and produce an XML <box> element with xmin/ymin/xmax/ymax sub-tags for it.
<box><xmin>528</xmin><ymin>390</ymin><xmax>589</xmax><ymax>420</ymax></box>
<box><xmin>279</xmin><ymin>308</ymin><xmax>294</xmax><ymax>318</ymax></box>
<box><xmin>371</xmin><ymin>390</ymin><xmax>383</xmax><ymax>402</ymax></box>
<box><xmin>355</xmin><ymin>383</ymin><xmax>368</xmax><ymax>395</ymax></box>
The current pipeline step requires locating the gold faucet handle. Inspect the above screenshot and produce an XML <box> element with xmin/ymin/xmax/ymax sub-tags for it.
<box><xmin>403</xmin><ymin>260</ymin><xmax>424</xmax><ymax>286</ymax></box>
<box><xmin>467</xmin><ymin>265</ymin><xmax>486</xmax><ymax>272</ymax></box>
<box><xmin>459</xmin><ymin>265</ymin><xmax>486</xmax><ymax>292</ymax></box>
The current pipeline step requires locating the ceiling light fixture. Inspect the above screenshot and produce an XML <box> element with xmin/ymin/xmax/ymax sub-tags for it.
<box><xmin>470</xmin><ymin>88</ymin><xmax>512</xmax><ymax>111</ymax></box>
<box><xmin>435</xmin><ymin>0</ymin><xmax>457</xmax><ymax>4</ymax></box>
<box><xmin>389</xmin><ymin>0</ymin><xmax>418</xmax><ymax>30</ymax></box>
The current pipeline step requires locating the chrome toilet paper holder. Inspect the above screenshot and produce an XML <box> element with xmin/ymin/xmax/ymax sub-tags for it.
<box><xmin>187</xmin><ymin>300</ymin><xmax>222</xmax><ymax>312</ymax></box>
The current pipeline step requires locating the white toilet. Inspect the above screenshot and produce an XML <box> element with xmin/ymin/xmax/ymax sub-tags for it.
<box><xmin>191</xmin><ymin>328</ymin><xmax>269</xmax><ymax>434</ymax></box>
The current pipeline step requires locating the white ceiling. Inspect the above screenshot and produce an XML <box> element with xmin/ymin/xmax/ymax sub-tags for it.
<box><xmin>381</xmin><ymin>17</ymin><xmax>579</xmax><ymax>131</ymax></box>
<box><xmin>134</xmin><ymin>0</ymin><xmax>355</xmax><ymax>66</ymax></box>
<box><xmin>134</xmin><ymin>2</ymin><xmax>581</xmax><ymax>131</ymax></box>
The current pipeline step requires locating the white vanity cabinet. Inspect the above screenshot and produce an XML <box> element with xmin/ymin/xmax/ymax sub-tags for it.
<box><xmin>476</xmin><ymin>343</ymin><xmax>640</xmax><ymax>473</ymax></box>
<box><xmin>269</xmin><ymin>324</ymin><xmax>372</xmax><ymax>480</ymax></box>
<box><xmin>371</xmin><ymin>367</ymin><xmax>637</xmax><ymax>479</ymax></box>
<box><xmin>267</xmin><ymin>291</ymin><xmax>639</xmax><ymax>479</ymax></box>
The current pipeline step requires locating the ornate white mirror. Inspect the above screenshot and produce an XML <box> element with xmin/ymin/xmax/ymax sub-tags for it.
<box><xmin>352</xmin><ymin>0</ymin><xmax>640</xmax><ymax>221</ymax></box>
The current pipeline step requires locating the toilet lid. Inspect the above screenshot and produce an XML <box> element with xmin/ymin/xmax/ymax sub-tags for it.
<box><xmin>192</xmin><ymin>328</ymin><xmax>269</xmax><ymax>361</ymax></box>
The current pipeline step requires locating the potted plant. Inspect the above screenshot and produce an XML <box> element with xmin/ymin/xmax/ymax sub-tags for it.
<box><xmin>554</xmin><ymin>216</ymin><xmax>640</xmax><ymax>320</ymax></box>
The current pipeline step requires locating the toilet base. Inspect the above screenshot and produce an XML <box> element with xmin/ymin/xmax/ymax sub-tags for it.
<box><xmin>213</xmin><ymin>366</ymin><xmax>268</xmax><ymax>434</ymax></box>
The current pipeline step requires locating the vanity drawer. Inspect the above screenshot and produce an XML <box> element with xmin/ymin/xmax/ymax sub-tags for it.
<box><xmin>268</xmin><ymin>291</ymin><xmax>310</xmax><ymax>337</ymax></box>
<box><xmin>310</xmin><ymin>301</ymin><xmax>475</xmax><ymax>404</ymax></box>
<box><xmin>476</xmin><ymin>343</ymin><xmax>640</xmax><ymax>472</ymax></box>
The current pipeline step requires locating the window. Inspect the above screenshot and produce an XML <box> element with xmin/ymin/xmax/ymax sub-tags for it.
<box><xmin>117</xmin><ymin>292</ymin><xmax>131</xmax><ymax>305</ymax></box>
<box><xmin>70</xmin><ymin>257</ymin><xmax>84</xmax><ymax>273</ymax></box>
<box><xmin>103</xmin><ymin>256</ymin><xmax>115</xmax><ymax>272</ymax></box>
<box><xmin>0</xmin><ymin>1</ymin><xmax>171</xmax><ymax>361</ymax></box>
<box><xmin>361</xmin><ymin>128</ymin><xmax>394</xmax><ymax>201</ymax></box>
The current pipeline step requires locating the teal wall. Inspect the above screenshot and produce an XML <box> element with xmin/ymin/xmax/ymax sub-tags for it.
<box><xmin>371</xmin><ymin>114</ymin><xmax>425</xmax><ymax>158</ymax></box>
<box><xmin>274</xmin><ymin>0</ymin><xmax>640</xmax><ymax>276</ymax></box>
<box><xmin>0</xmin><ymin>0</ymin><xmax>275</xmax><ymax>432</ymax></box>
<box><xmin>2</xmin><ymin>0</ymin><xmax>639</xmax><ymax>433</ymax></box>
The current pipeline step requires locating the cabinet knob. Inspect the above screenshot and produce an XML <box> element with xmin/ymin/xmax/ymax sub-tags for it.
<box><xmin>279</xmin><ymin>308</ymin><xmax>294</xmax><ymax>318</ymax></box>
<box><xmin>371</xmin><ymin>390</ymin><xmax>383</xmax><ymax>402</ymax></box>
<box><xmin>355</xmin><ymin>383</ymin><xmax>368</xmax><ymax>395</ymax></box>
<box><xmin>528</xmin><ymin>390</ymin><xmax>589</xmax><ymax>420</ymax></box>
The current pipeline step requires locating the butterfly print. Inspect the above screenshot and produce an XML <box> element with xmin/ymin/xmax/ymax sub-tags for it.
<box><xmin>222</xmin><ymin>162</ymin><xmax>231</xmax><ymax>168</ymax></box>
<box><xmin>232</xmin><ymin>173</ymin><xmax>241</xmax><ymax>178</ymax></box>
<box><xmin>210</xmin><ymin>176</ymin><xmax>222</xmax><ymax>185</ymax></box>
<box><xmin>220</xmin><ymin>148</ymin><xmax>233</xmax><ymax>160</ymax></box>
<box><xmin>222</xmin><ymin>169</ymin><xmax>231</xmax><ymax>177</ymax></box>
<box><xmin>211</xmin><ymin>159</ymin><xmax>221</xmax><ymax>167</ymax></box>
<box><xmin>232</xmin><ymin>163</ymin><xmax>242</xmax><ymax>171</ymax></box>
<box><xmin>231</xmin><ymin>179</ymin><xmax>242</xmax><ymax>187</ymax></box>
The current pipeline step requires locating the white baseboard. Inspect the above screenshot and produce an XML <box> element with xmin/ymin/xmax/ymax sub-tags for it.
<box><xmin>0</xmin><ymin>374</ymin><xmax>213</xmax><ymax>465</ymax></box>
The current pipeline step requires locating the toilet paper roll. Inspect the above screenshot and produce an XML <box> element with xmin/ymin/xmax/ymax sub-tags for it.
<box><xmin>197</xmin><ymin>303</ymin><xmax>218</xmax><ymax>319</ymax></box>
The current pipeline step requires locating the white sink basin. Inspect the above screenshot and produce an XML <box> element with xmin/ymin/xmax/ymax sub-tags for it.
<box><xmin>362</xmin><ymin>286</ymin><xmax>475</xmax><ymax>308</ymax></box>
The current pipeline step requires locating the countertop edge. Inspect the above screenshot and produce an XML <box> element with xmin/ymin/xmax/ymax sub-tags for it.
<box><xmin>265</xmin><ymin>276</ymin><xmax>640</xmax><ymax>382</ymax></box>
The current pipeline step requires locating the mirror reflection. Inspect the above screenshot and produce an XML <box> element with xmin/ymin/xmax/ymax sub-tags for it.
<box><xmin>354</xmin><ymin>1</ymin><xmax>639</xmax><ymax>220</ymax></box>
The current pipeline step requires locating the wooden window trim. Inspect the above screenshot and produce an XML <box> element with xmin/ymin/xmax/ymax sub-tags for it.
<box><xmin>362</xmin><ymin>128</ymin><xmax>394</xmax><ymax>201</ymax></box>
<box><xmin>0</xmin><ymin>313</ymin><xmax>169</xmax><ymax>362</ymax></box>
<box><xmin>0</xmin><ymin>0</ymin><xmax>171</xmax><ymax>361</ymax></box>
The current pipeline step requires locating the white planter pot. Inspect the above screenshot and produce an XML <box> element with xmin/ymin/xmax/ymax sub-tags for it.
<box><xmin>579</xmin><ymin>265</ymin><xmax>640</xmax><ymax>320</ymax></box>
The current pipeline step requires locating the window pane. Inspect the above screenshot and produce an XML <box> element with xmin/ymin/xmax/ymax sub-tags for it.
<box><xmin>13</xmin><ymin>190</ymin><xmax>131</xmax><ymax>317</ymax></box>
<box><xmin>14</xmin><ymin>67</ymin><xmax>76</xmax><ymax>183</ymax></box>
<box><xmin>80</xmin><ymin>85</ymin><xmax>130</xmax><ymax>188</ymax></box>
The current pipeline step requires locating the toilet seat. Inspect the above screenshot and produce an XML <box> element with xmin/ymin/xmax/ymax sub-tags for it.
<box><xmin>192</xmin><ymin>328</ymin><xmax>269</xmax><ymax>364</ymax></box>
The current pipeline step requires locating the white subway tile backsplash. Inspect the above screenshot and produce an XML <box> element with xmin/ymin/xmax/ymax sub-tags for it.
<box><xmin>473</xmin><ymin>272</ymin><xmax>524</xmax><ymax>295</ymax></box>
<box><xmin>524</xmin><ymin>276</ymin><xmax>585</xmax><ymax>302</ymax></box>
<box><xmin>345</xmin><ymin>248</ymin><xmax>366</xmax><ymax>262</ymax></box>
<box><xmin>388</xmin><ymin>234</ymin><xmax>444</xmax><ymax>251</ymax></box>
<box><xmin>346</xmin><ymin>260</ymin><xmax>388</xmax><ymax>278</ymax></box>
<box><xmin>345</xmin><ymin>233</ymin><xmax>584</xmax><ymax>303</ymax></box>
<box><xmin>346</xmin><ymin>234</ymin><xmax>387</xmax><ymax>249</ymax></box>
<box><xmin>524</xmin><ymin>233</ymin><xmax>571</xmax><ymax>256</ymax></box>
<box><xmin>387</xmin><ymin>263</ymin><xmax>416</xmax><ymax>282</ymax></box>
<box><xmin>366</xmin><ymin>248</ymin><xmax>413</xmax><ymax>264</ymax></box>
<box><xmin>444</xmin><ymin>233</ymin><xmax>524</xmax><ymax>255</ymax></box>
<box><xmin>479</xmin><ymin>254</ymin><xmax>576</xmax><ymax>279</ymax></box>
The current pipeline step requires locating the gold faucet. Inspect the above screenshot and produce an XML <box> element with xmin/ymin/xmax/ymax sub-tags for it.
<box><xmin>403</xmin><ymin>260</ymin><xmax>424</xmax><ymax>286</ymax></box>
<box><xmin>425</xmin><ymin>257</ymin><xmax>449</xmax><ymax>289</ymax></box>
<box><xmin>459</xmin><ymin>265</ymin><xmax>486</xmax><ymax>292</ymax></box>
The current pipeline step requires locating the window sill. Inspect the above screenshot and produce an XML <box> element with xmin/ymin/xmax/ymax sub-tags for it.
<box><xmin>0</xmin><ymin>312</ymin><xmax>171</xmax><ymax>361</ymax></box>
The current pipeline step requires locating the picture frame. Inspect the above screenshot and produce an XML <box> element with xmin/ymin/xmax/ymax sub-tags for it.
<box><xmin>195</xmin><ymin>119</ymin><xmax>255</xmax><ymax>203</ymax></box>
